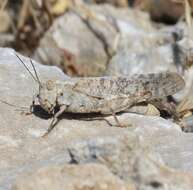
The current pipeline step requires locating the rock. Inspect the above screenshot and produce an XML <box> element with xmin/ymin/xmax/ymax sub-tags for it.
<box><xmin>72</xmin><ymin>5</ymin><xmax>119</xmax><ymax>57</ymax></box>
<box><xmin>12</xmin><ymin>163</ymin><xmax>129</xmax><ymax>190</ymax></box>
<box><xmin>130</xmin><ymin>153</ymin><xmax>193</xmax><ymax>190</ymax></box>
<box><xmin>82</xmin><ymin>4</ymin><xmax>173</xmax><ymax>55</ymax></box>
<box><xmin>61</xmin><ymin>129</ymin><xmax>193</xmax><ymax>190</ymax></box>
<box><xmin>179</xmin><ymin>114</ymin><xmax>193</xmax><ymax>132</ymax></box>
<box><xmin>33</xmin><ymin>4</ymin><xmax>155</xmax><ymax>76</ymax></box>
<box><xmin>174</xmin><ymin>31</ymin><xmax>193</xmax><ymax>104</ymax></box>
<box><xmin>33</xmin><ymin>6</ymin><xmax>108</xmax><ymax>77</ymax></box>
<box><xmin>37</xmin><ymin>2</ymin><xmax>181</xmax><ymax>79</ymax></box>
<box><xmin>66</xmin><ymin>125</ymin><xmax>164</xmax><ymax>180</ymax></box>
<box><xmin>104</xmin><ymin>7</ymin><xmax>193</xmax><ymax>78</ymax></box>
<box><xmin>105</xmin><ymin>23</ymin><xmax>187</xmax><ymax>76</ymax></box>
<box><xmin>135</xmin><ymin>127</ymin><xmax>193</xmax><ymax>171</ymax></box>
<box><xmin>1</xmin><ymin>48</ymin><xmax>193</xmax><ymax>190</ymax></box>
<box><xmin>12</xmin><ymin>154</ymin><xmax>193</xmax><ymax>190</ymax></box>
<box><xmin>106</xmin><ymin>44</ymin><xmax>178</xmax><ymax>76</ymax></box>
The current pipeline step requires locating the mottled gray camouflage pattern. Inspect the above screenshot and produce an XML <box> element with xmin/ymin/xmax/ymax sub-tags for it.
<box><xmin>38</xmin><ymin>73</ymin><xmax>185</xmax><ymax>114</ymax></box>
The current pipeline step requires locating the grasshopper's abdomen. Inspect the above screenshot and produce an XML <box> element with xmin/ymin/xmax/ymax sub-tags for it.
<box><xmin>125</xmin><ymin>72</ymin><xmax>185</xmax><ymax>99</ymax></box>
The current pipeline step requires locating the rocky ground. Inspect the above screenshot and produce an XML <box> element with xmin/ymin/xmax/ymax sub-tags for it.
<box><xmin>1</xmin><ymin>1</ymin><xmax>193</xmax><ymax>190</ymax></box>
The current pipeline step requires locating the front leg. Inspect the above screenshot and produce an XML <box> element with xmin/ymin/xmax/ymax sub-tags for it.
<box><xmin>22</xmin><ymin>94</ymin><xmax>38</xmax><ymax>115</ymax></box>
<box><xmin>42</xmin><ymin>105</ymin><xmax>67</xmax><ymax>137</ymax></box>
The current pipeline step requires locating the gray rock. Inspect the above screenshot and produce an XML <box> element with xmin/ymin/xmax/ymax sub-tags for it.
<box><xmin>78</xmin><ymin>4</ymin><xmax>178</xmax><ymax>60</ymax></box>
<box><xmin>0</xmin><ymin>48</ymin><xmax>193</xmax><ymax>190</ymax></box>
<box><xmin>33</xmin><ymin>4</ymin><xmax>160</xmax><ymax>76</ymax></box>
<box><xmin>66</xmin><ymin>126</ymin><xmax>163</xmax><ymax>180</ymax></box>
<box><xmin>34</xmin><ymin>8</ymin><xmax>108</xmax><ymax>77</ymax></box>
<box><xmin>12</xmin><ymin>164</ymin><xmax>128</xmax><ymax>190</ymax></box>
<box><xmin>136</xmin><ymin>128</ymin><xmax>193</xmax><ymax>171</ymax></box>
<box><xmin>106</xmin><ymin>28</ymin><xmax>186</xmax><ymax>77</ymax></box>
<box><xmin>106</xmin><ymin>44</ymin><xmax>178</xmax><ymax>76</ymax></box>
<box><xmin>173</xmin><ymin>35</ymin><xmax>193</xmax><ymax>105</ymax></box>
<box><xmin>11</xmin><ymin>148</ymin><xmax>193</xmax><ymax>190</ymax></box>
<box><xmin>130</xmin><ymin>153</ymin><xmax>193</xmax><ymax>190</ymax></box>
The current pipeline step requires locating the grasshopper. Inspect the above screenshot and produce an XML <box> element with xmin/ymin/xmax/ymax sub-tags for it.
<box><xmin>16</xmin><ymin>55</ymin><xmax>185</xmax><ymax>137</ymax></box>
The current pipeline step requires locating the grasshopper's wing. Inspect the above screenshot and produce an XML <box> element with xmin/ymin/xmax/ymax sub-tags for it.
<box><xmin>71</xmin><ymin>73</ymin><xmax>185</xmax><ymax>100</ymax></box>
<box><xmin>71</xmin><ymin>76</ymin><xmax>120</xmax><ymax>99</ymax></box>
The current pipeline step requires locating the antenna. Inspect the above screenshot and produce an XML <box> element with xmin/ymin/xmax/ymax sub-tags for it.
<box><xmin>15</xmin><ymin>54</ymin><xmax>39</xmax><ymax>84</ymax></box>
<box><xmin>0</xmin><ymin>99</ymin><xmax>29</xmax><ymax>111</ymax></box>
<box><xmin>30</xmin><ymin>59</ymin><xmax>42</xmax><ymax>87</ymax></box>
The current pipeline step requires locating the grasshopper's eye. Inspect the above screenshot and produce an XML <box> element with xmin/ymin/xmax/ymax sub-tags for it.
<box><xmin>46</xmin><ymin>80</ymin><xmax>54</xmax><ymax>91</ymax></box>
<box><xmin>60</xmin><ymin>92</ymin><xmax>63</xmax><ymax>96</ymax></box>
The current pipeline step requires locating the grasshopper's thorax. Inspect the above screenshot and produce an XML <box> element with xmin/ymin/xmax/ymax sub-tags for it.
<box><xmin>38</xmin><ymin>80</ymin><xmax>59</xmax><ymax>114</ymax></box>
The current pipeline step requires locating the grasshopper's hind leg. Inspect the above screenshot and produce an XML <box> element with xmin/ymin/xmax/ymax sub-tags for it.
<box><xmin>42</xmin><ymin>105</ymin><xmax>67</xmax><ymax>137</ymax></box>
<box><xmin>110</xmin><ymin>109</ymin><xmax>127</xmax><ymax>128</ymax></box>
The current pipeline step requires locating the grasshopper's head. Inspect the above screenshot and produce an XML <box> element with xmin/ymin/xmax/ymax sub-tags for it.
<box><xmin>15</xmin><ymin>54</ymin><xmax>60</xmax><ymax>114</ymax></box>
<box><xmin>38</xmin><ymin>80</ymin><xmax>58</xmax><ymax>114</ymax></box>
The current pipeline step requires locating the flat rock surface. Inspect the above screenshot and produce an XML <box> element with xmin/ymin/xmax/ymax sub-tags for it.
<box><xmin>1</xmin><ymin>48</ymin><xmax>193</xmax><ymax>189</ymax></box>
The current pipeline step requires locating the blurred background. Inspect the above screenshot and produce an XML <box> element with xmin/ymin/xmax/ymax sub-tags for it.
<box><xmin>1</xmin><ymin>0</ymin><xmax>193</xmax><ymax>77</ymax></box>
